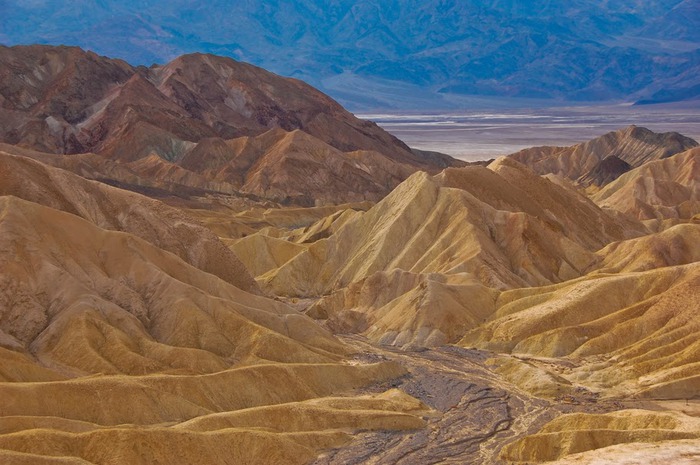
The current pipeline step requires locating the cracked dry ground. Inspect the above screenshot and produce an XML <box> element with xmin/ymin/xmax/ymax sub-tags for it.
<box><xmin>312</xmin><ymin>336</ymin><xmax>626</xmax><ymax>465</ymax></box>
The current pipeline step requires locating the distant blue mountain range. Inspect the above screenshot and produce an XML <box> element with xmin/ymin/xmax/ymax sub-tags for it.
<box><xmin>1</xmin><ymin>0</ymin><xmax>698</xmax><ymax>109</ymax></box>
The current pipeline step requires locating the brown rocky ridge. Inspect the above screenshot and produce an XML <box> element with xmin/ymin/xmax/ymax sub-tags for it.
<box><xmin>0</xmin><ymin>45</ymin><xmax>463</xmax><ymax>205</ymax></box>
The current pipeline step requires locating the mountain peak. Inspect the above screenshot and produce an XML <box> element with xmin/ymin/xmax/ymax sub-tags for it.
<box><xmin>0</xmin><ymin>45</ymin><xmax>463</xmax><ymax>205</ymax></box>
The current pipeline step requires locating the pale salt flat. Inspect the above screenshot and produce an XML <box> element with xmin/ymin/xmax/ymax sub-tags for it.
<box><xmin>361</xmin><ymin>105</ymin><xmax>700</xmax><ymax>162</ymax></box>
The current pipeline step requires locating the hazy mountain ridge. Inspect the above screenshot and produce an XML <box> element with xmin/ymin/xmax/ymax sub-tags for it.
<box><xmin>2</xmin><ymin>0</ymin><xmax>698</xmax><ymax>108</ymax></box>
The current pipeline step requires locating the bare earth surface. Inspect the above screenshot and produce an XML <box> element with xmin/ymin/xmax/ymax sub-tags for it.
<box><xmin>0</xmin><ymin>46</ymin><xmax>698</xmax><ymax>464</ymax></box>
<box><xmin>313</xmin><ymin>336</ymin><xmax>636</xmax><ymax>465</ymax></box>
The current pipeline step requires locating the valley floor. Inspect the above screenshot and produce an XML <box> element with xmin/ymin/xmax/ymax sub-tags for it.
<box><xmin>367</xmin><ymin>105</ymin><xmax>700</xmax><ymax>161</ymax></box>
<box><xmin>313</xmin><ymin>336</ymin><xmax>700</xmax><ymax>464</ymax></box>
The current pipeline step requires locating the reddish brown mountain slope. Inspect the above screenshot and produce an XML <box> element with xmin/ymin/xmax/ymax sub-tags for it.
<box><xmin>0</xmin><ymin>45</ymin><xmax>462</xmax><ymax>204</ymax></box>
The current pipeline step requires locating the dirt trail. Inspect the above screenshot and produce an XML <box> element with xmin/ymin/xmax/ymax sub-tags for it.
<box><xmin>312</xmin><ymin>336</ymin><xmax>616</xmax><ymax>465</ymax></box>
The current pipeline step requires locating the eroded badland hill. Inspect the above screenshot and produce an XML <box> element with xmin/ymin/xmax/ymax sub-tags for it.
<box><xmin>0</xmin><ymin>45</ymin><xmax>698</xmax><ymax>464</ymax></box>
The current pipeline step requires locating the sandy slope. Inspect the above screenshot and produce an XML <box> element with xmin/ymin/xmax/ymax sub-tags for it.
<box><xmin>461</xmin><ymin>260</ymin><xmax>700</xmax><ymax>399</ymax></box>
<box><xmin>501</xmin><ymin>410</ymin><xmax>700</xmax><ymax>463</ymax></box>
<box><xmin>593</xmin><ymin>147</ymin><xmax>700</xmax><ymax>223</ymax></box>
<box><xmin>0</xmin><ymin>150</ymin><xmax>258</xmax><ymax>292</ymax></box>
<box><xmin>259</xmin><ymin>157</ymin><xmax>645</xmax><ymax>347</ymax></box>
<box><xmin>0</xmin><ymin>124</ymin><xmax>698</xmax><ymax>463</ymax></box>
<box><xmin>0</xmin><ymin>194</ymin><xmax>433</xmax><ymax>463</ymax></box>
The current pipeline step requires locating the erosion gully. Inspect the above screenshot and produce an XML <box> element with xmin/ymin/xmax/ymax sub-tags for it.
<box><xmin>311</xmin><ymin>335</ymin><xmax>625</xmax><ymax>465</ymax></box>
